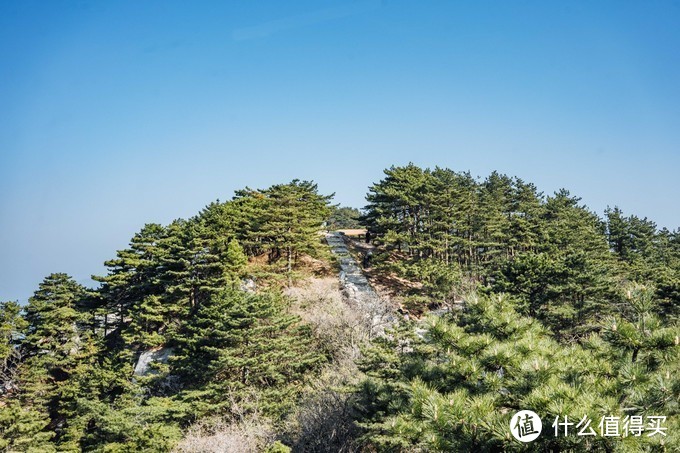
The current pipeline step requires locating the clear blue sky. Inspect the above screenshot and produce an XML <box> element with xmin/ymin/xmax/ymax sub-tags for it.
<box><xmin>1</xmin><ymin>1</ymin><xmax>679</xmax><ymax>302</ymax></box>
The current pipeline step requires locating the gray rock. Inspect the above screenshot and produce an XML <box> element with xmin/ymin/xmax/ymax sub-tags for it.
<box><xmin>240</xmin><ymin>277</ymin><xmax>257</xmax><ymax>293</ymax></box>
<box><xmin>133</xmin><ymin>347</ymin><xmax>174</xmax><ymax>376</ymax></box>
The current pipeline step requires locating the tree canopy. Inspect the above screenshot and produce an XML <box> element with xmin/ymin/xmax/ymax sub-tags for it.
<box><xmin>1</xmin><ymin>169</ymin><xmax>677</xmax><ymax>451</ymax></box>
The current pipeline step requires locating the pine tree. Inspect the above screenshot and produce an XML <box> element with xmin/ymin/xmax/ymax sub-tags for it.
<box><xmin>0</xmin><ymin>302</ymin><xmax>48</xmax><ymax>452</ymax></box>
<box><xmin>652</xmin><ymin>227</ymin><xmax>680</xmax><ymax>318</ymax></box>
<box><xmin>157</xmin><ymin>217</ymin><xmax>245</xmax><ymax>320</ymax></box>
<box><xmin>0</xmin><ymin>300</ymin><xmax>25</xmax><ymax>391</ymax></box>
<box><xmin>23</xmin><ymin>273</ymin><xmax>87</xmax><ymax>371</ymax></box>
<box><xmin>363</xmin><ymin>164</ymin><xmax>431</xmax><ymax>255</ymax></box>
<box><xmin>224</xmin><ymin>238</ymin><xmax>248</xmax><ymax>283</ymax></box>
<box><xmin>123</xmin><ymin>295</ymin><xmax>166</xmax><ymax>349</ymax></box>
<box><xmin>172</xmin><ymin>289</ymin><xmax>327</xmax><ymax>419</ymax></box>
<box><xmin>234</xmin><ymin>180</ymin><xmax>332</xmax><ymax>285</ymax></box>
<box><xmin>0</xmin><ymin>274</ymin><xmax>98</xmax><ymax>450</ymax></box>
<box><xmin>327</xmin><ymin>206</ymin><xmax>363</xmax><ymax>230</ymax></box>
<box><xmin>94</xmin><ymin>223</ymin><xmax>167</xmax><ymax>336</ymax></box>
<box><xmin>0</xmin><ymin>400</ymin><xmax>56</xmax><ymax>452</ymax></box>
<box><xmin>495</xmin><ymin>190</ymin><xmax>614</xmax><ymax>336</ymax></box>
<box><xmin>606</xmin><ymin>206</ymin><xmax>630</xmax><ymax>258</ymax></box>
<box><xmin>475</xmin><ymin>171</ymin><xmax>514</xmax><ymax>271</ymax></box>
<box><xmin>356</xmin><ymin>292</ymin><xmax>679</xmax><ymax>451</ymax></box>
<box><xmin>507</xmin><ymin>177</ymin><xmax>543</xmax><ymax>257</ymax></box>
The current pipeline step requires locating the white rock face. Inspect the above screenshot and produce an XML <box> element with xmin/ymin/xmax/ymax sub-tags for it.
<box><xmin>133</xmin><ymin>347</ymin><xmax>174</xmax><ymax>376</ymax></box>
<box><xmin>240</xmin><ymin>277</ymin><xmax>257</xmax><ymax>293</ymax></box>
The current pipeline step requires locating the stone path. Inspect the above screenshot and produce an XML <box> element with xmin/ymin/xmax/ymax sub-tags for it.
<box><xmin>326</xmin><ymin>232</ymin><xmax>396</xmax><ymax>337</ymax></box>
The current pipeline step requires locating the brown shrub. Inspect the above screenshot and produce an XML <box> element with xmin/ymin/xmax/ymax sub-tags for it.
<box><xmin>173</xmin><ymin>393</ymin><xmax>274</xmax><ymax>453</ymax></box>
<box><xmin>286</xmin><ymin>277</ymin><xmax>370</xmax><ymax>363</ymax></box>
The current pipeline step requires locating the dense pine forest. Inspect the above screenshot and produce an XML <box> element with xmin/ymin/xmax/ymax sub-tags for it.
<box><xmin>1</xmin><ymin>166</ymin><xmax>678</xmax><ymax>452</ymax></box>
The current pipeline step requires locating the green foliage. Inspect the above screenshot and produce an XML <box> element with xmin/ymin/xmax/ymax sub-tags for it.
<box><xmin>0</xmin><ymin>179</ymin><xmax>333</xmax><ymax>451</ymax></box>
<box><xmin>0</xmin><ymin>400</ymin><xmax>55</xmax><ymax>452</ymax></box>
<box><xmin>234</xmin><ymin>179</ymin><xmax>333</xmax><ymax>285</ymax></box>
<box><xmin>404</xmin><ymin>258</ymin><xmax>463</xmax><ymax>302</ymax></box>
<box><xmin>93</xmin><ymin>223</ymin><xmax>167</xmax><ymax>336</ymax></box>
<box><xmin>355</xmin><ymin>293</ymin><xmax>679</xmax><ymax>451</ymax></box>
<box><xmin>606</xmin><ymin>206</ymin><xmax>657</xmax><ymax>264</ymax></box>
<box><xmin>355</xmin><ymin>165</ymin><xmax>679</xmax><ymax>450</ymax></box>
<box><xmin>0</xmin><ymin>274</ymin><xmax>100</xmax><ymax>451</ymax></box>
<box><xmin>363</xmin><ymin>165</ymin><xmax>543</xmax><ymax>272</ymax></box>
<box><xmin>266</xmin><ymin>440</ymin><xmax>292</xmax><ymax>452</ymax></box>
<box><xmin>77</xmin><ymin>393</ymin><xmax>183</xmax><ymax>451</ymax></box>
<box><xmin>362</xmin><ymin>165</ymin><xmax>680</xmax><ymax>339</ymax></box>
<box><xmin>172</xmin><ymin>289</ymin><xmax>327</xmax><ymax>420</ymax></box>
<box><xmin>4</xmin><ymin>170</ymin><xmax>678</xmax><ymax>451</ymax></box>
<box><xmin>0</xmin><ymin>300</ymin><xmax>26</xmax><ymax>389</ymax></box>
<box><xmin>327</xmin><ymin>206</ymin><xmax>363</xmax><ymax>230</ymax></box>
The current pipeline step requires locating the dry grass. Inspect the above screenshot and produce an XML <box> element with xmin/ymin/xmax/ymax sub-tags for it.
<box><xmin>297</xmin><ymin>254</ymin><xmax>335</xmax><ymax>277</ymax></box>
<box><xmin>173</xmin><ymin>394</ymin><xmax>274</xmax><ymax>453</ymax></box>
<box><xmin>283</xmin><ymin>277</ymin><xmax>370</xmax><ymax>452</ymax></box>
<box><xmin>174</xmin><ymin>418</ymin><xmax>272</xmax><ymax>453</ymax></box>
<box><xmin>286</xmin><ymin>277</ymin><xmax>370</xmax><ymax>363</ymax></box>
<box><xmin>244</xmin><ymin>248</ymin><xmax>336</xmax><ymax>291</ymax></box>
<box><xmin>175</xmin><ymin>277</ymin><xmax>370</xmax><ymax>452</ymax></box>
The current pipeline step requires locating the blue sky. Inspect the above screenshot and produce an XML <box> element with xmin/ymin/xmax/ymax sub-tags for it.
<box><xmin>1</xmin><ymin>0</ymin><xmax>679</xmax><ymax>302</ymax></box>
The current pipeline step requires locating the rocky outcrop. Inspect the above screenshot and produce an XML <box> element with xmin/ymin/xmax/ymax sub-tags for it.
<box><xmin>133</xmin><ymin>347</ymin><xmax>174</xmax><ymax>376</ymax></box>
<box><xmin>326</xmin><ymin>232</ymin><xmax>395</xmax><ymax>337</ymax></box>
